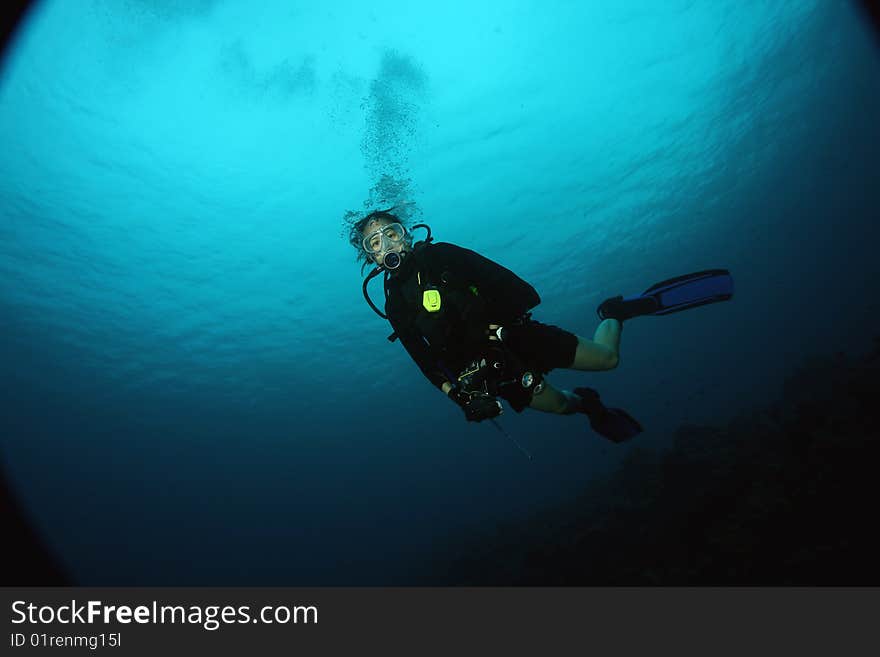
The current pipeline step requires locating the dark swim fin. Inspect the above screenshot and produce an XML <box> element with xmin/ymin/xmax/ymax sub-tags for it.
<box><xmin>574</xmin><ymin>387</ymin><xmax>643</xmax><ymax>443</ymax></box>
<box><xmin>597</xmin><ymin>269</ymin><xmax>734</xmax><ymax>321</ymax></box>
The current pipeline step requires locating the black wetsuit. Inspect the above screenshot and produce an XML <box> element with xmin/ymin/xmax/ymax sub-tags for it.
<box><xmin>384</xmin><ymin>242</ymin><xmax>579</xmax><ymax>411</ymax></box>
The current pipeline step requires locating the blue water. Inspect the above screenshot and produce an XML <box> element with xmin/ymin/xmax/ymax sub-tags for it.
<box><xmin>1</xmin><ymin>0</ymin><xmax>879</xmax><ymax>585</ymax></box>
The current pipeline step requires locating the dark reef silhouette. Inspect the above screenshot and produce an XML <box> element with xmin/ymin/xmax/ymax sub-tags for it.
<box><xmin>445</xmin><ymin>337</ymin><xmax>880</xmax><ymax>585</ymax></box>
<box><xmin>0</xmin><ymin>465</ymin><xmax>71</xmax><ymax>585</ymax></box>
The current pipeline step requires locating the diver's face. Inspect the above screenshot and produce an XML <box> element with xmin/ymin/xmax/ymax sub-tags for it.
<box><xmin>362</xmin><ymin>219</ymin><xmax>409</xmax><ymax>268</ymax></box>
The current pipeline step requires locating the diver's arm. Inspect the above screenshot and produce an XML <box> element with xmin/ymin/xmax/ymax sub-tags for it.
<box><xmin>396</xmin><ymin>326</ymin><xmax>501</xmax><ymax>421</ymax></box>
<box><xmin>395</xmin><ymin>330</ymin><xmax>452</xmax><ymax>392</ymax></box>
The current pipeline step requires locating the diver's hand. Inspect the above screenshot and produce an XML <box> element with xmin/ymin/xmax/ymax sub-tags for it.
<box><xmin>463</xmin><ymin>393</ymin><xmax>503</xmax><ymax>422</ymax></box>
<box><xmin>448</xmin><ymin>389</ymin><xmax>503</xmax><ymax>422</ymax></box>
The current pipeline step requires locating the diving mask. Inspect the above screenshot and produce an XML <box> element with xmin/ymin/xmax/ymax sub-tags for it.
<box><xmin>362</xmin><ymin>222</ymin><xmax>410</xmax><ymax>269</ymax></box>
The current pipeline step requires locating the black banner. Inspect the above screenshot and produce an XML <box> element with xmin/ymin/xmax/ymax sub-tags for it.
<box><xmin>1</xmin><ymin>587</ymin><xmax>877</xmax><ymax>655</ymax></box>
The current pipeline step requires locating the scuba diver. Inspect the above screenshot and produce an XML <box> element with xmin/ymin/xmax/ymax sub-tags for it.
<box><xmin>352</xmin><ymin>208</ymin><xmax>733</xmax><ymax>443</ymax></box>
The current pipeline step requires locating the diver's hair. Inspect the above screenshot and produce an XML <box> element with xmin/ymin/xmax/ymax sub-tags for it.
<box><xmin>346</xmin><ymin>207</ymin><xmax>410</xmax><ymax>271</ymax></box>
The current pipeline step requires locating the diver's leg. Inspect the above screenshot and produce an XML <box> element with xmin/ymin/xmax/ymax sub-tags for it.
<box><xmin>527</xmin><ymin>380</ymin><xmax>642</xmax><ymax>441</ymax></box>
<box><xmin>528</xmin><ymin>380</ymin><xmax>581</xmax><ymax>414</ymax></box>
<box><xmin>568</xmin><ymin>318</ymin><xmax>621</xmax><ymax>371</ymax></box>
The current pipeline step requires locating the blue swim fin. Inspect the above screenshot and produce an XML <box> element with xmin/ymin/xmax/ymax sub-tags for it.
<box><xmin>597</xmin><ymin>269</ymin><xmax>734</xmax><ymax>321</ymax></box>
<box><xmin>574</xmin><ymin>387</ymin><xmax>643</xmax><ymax>443</ymax></box>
